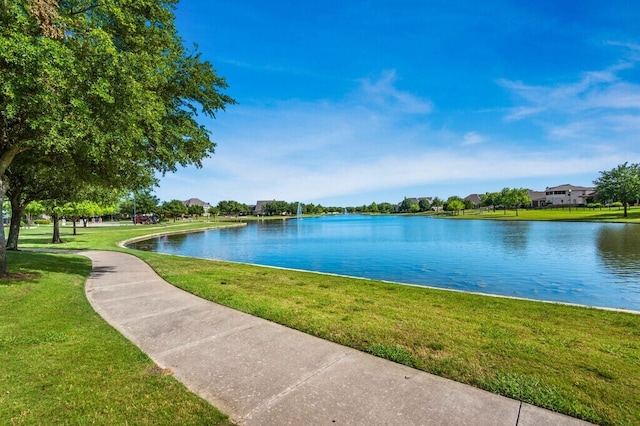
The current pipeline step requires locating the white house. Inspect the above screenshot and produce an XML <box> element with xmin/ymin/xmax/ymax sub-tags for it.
<box><xmin>183</xmin><ymin>198</ymin><xmax>212</xmax><ymax>213</ymax></box>
<box><xmin>545</xmin><ymin>184</ymin><xmax>595</xmax><ymax>206</ymax></box>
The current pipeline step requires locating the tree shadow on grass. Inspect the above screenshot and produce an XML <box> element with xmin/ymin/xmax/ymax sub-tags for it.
<box><xmin>1</xmin><ymin>251</ymin><xmax>91</xmax><ymax>284</ymax></box>
<box><xmin>16</xmin><ymin>236</ymin><xmax>56</xmax><ymax>245</ymax></box>
<box><xmin>0</xmin><ymin>271</ymin><xmax>42</xmax><ymax>283</ymax></box>
<box><xmin>588</xmin><ymin>208</ymin><xmax>640</xmax><ymax>221</ymax></box>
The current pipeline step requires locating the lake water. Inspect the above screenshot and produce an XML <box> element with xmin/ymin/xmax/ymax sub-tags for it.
<box><xmin>129</xmin><ymin>215</ymin><xmax>640</xmax><ymax>312</ymax></box>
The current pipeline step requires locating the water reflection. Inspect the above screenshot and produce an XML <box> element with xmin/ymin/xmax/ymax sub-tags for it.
<box><xmin>499</xmin><ymin>221</ymin><xmax>530</xmax><ymax>253</ymax></box>
<box><xmin>597</xmin><ymin>225</ymin><xmax>640</xmax><ymax>282</ymax></box>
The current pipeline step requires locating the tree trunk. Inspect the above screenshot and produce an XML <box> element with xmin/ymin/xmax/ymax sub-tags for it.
<box><xmin>6</xmin><ymin>198</ymin><xmax>25</xmax><ymax>251</ymax></box>
<box><xmin>624</xmin><ymin>202</ymin><xmax>628</xmax><ymax>217</ymax></box>
<box><xmin>0</xmin><ymin>180</ymin><xmax>8</xmax><ymax>277</ymax></box>
<box><xmin>52</xmin><ymin>213</ymin><xmax>63</xmax><ymax>244</ymax></box>
<box><xmin>73</xmin><ymin>217</ymin><xmax>77</xmax><ymax>235</ymax></box>
<box><xmin>0</xmin><ymin>146</ymin><xmax>25</xmax><ymax>276</ymax></box>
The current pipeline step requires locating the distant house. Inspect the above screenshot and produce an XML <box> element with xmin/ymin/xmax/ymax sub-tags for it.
<box><xmin>464</xmin><ymin>194</ymin><xmax>481</xmax><ymax>208</ymax></box>
<box><xmin>253</xmin><ymin>200</ymin><xmax>285</xmax><ymax>216</ymax></box>
<box><xmin>396</xmin><ymin>197</ymin><xmax>433</xmax><ymax>212</ymax></box>
<box><xmin>544</xmin><ymin>184</ymin><xmax>595</xmax><ymax>206</ymax></box>
<box><xmin>527</xmin><ymin>190</ymin><xmax>546</xmax><ymax>208</ymax></box>
<box><xmin>183</xmin><ymin>198</ymin><xmax>211</xmax><ymax>213</ymax></box>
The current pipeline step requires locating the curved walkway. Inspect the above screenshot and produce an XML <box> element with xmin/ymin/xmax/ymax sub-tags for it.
<box><xmin>82</xmin><ymin>250</ymin><xmax>591</xmax><ymax>425</ymax></box>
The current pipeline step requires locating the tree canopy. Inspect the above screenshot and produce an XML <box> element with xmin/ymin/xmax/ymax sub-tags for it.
<box><xmin>162</xmin><ymin>199</ymin><xmax>188</xmax><ymax>221</ymax></box>
<box><xmin>499</xmin><ymin>187</ymin><xmax>530</xmax><ymax>216</ymax></box>
<box><xmin>187</xmin><ymin>204</ymin><xmax>205</xmax><ymax>217</ymax></box>
<box><xmin>119</xmin><ymin>189</ymin><xmax>161</xmax><ymax>218</ymax></box>
<box><xmin>593</xmin><ymin>162</ymin><xmax>640</xmax><ymax>217</ymax></box>
<box><xmin>399</xmin><ymin>197</ymin><xmax>418</xmax><ymax>213</ymax></box>
<box><xmin>444</xmin><ymin>196</ymin><xmax>464</xmax><ymax>215</ymax></box>
<box><xmin>263</xmin><ymin>201</ymin><xmax>291</xmax><ymax>216</ymax></box>
<box><xmin>0</xmin><ymin>0</ymin><xmax>234</xmax><ymax>274</ymax></box>
<box><xmin>217</xmin><ymin>200</ymin><xmax>249</xmax><ymax>215</ymax></box>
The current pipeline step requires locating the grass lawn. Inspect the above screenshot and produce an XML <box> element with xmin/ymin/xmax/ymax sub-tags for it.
<box><xmin>445</xmin><ymin>205</ymin><xmax>640</xmax><ymax>223</ymax></box>
<box><xmin>0</xmin><ymin>248</ymin><xmax>233</xmax><ymax>425</ymax></box>
<box><xmin>8</xmin><ymin>214</ymin><xmax>640</xmax><ymax>425</ymax></box>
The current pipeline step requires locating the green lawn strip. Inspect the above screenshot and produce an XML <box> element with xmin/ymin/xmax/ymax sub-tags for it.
<box><xmin>14</xmin><ymin>217</ymin><xmax>640</xmax><ymax>425</ymax></box>
<box><xmin>18</xmin><ymin>220</ymin><xmax>239</xmax><ymax>251</ymax></box>
<box><xmin>0</xmin><ymin>250</ymin><xmax>232</xmax><ymax>425</ymax></box>
<box><xmin>134</xmin><ymin>252</ymin><xmax>640</xmax><ymax>426</ymax></box>
<box><xmin>444</xmin><ymin>206</ymin><xmax>640</xmax><ymax>223</ymax></box>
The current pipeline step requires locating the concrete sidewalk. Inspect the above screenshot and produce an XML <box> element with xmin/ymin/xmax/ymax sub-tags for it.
<box><xmin>82</xmin><ymin>250</ymin><xmax>590</xmax><ymax>425</ymax></box>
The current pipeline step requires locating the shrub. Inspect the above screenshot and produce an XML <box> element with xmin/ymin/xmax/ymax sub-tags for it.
<box><xmin>34</xmin><ymin>219</ymin><xmax>51</xmax><ymax>225</ymax></box>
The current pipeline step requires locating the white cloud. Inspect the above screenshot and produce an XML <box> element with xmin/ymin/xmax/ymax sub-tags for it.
<box><xmin>498</xmin><ymin>51</ymin><xmax>640</xmax><ymax>155</ymax></box>
<box><xmin>461</xmin><ymin>132</ymin><xmax>485</xmax><ymax>146</ymax></box>
<box><xmin>357</xmin><ymin>69</ymin><xmax>433</xmax><ymax>114</ymax></box>
<box><xmin>500</xmin><ymin>59</ymin><xmax>640</xmax><ymax>114</ymax></box>
<box><xmin>157</xmin><ymin>62</ymin><xmax>639</xmax><ymax>205</ymax></box>
<box><xmin>161</xmin><ymin>144</ymin><xmax>625</xmax><ymax>204</ymax></box>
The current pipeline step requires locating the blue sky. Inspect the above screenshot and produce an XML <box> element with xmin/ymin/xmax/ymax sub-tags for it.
<box><xmin>156</xmin><ymin>1</ymin><xmax>640</xmax><ymax>207</ymax></box>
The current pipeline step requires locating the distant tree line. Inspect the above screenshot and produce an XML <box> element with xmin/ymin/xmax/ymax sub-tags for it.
<box><xmin>480</xmin><ymin>188</ymin><xmax>531</xmax><ymax>216</ymax></box>
<box><xmin>12</xmin><ymin>163</ymin><xmax>640</xmax><ymax>254</ymax></box>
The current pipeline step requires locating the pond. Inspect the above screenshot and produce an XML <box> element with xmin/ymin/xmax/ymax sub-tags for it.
<box><xmin>128</xmin><ymin>215</ymin><xmax>640</xmax><ymax>312</ymax></box>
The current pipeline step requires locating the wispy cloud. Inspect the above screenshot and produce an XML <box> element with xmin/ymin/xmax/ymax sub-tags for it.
<box><xmin>497</xmin><ymin>48</ymin><xmax>640</xmax><ymax>155</ymax></box>
<box><xmin>500</xmin><ymin>48</ymin><xmax>640</xmax><ymax>112</ymax></box>
<box><xmin>357</xmin><ymin>70</ymin><xmax>433</xmax><ymax>114</ymax></box>
<box><xmin>461</xmin><ymin>132</ymin><xmax>485</xmax><ymax>146</ymax></box>
<box><xmin>159</xmin><ymin>49</ymin><xmax>640</xmax><ymax>205</ymax></box>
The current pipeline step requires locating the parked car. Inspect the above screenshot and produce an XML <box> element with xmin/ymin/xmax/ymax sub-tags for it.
<box><xmin>134</xmin><ymin>215</ymin><xmax>157</xmax><ymax>224</ymax></box>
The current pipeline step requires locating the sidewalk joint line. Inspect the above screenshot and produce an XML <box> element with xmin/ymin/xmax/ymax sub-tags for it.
<box><xmin>241</xmin><ymin>351</ymin><xmax>353</xmax><ymax>422</ymax></box>
<box><xmin>156</xmin><ymin>320</ymin><xmax>264</xmax><ymax>357</ymax></box>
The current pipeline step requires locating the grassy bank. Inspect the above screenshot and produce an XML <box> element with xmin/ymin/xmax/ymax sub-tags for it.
<box><xmin>133</xmin><ymin>253</ymin><xmax>640</xmax><ymax>426</ymax></box>
<box><xmin>443</xmin><ymin>205</ymin><xmax>640</xmax><ymax>223</ymax></box>
<box><xmin>0</xmin><ymin>248</ymin><xmax>233</xmax><ymax>425</ymax></box>
<box><xmin>10</xmin><ymin>218</ymin><xmax>640</xmax><ymax>425</ymax></box>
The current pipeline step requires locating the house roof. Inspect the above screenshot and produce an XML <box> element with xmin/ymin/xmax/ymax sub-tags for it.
<box><xmin>397</xmin><ymin>197</ymin><xmax>432</xmax><ymax>206</ymax></box>
<box><xmin>253</xmin><ymin>200</ymin><xmax>282</xmax><ymax>214</ymax></box>
<box><xmin>464</xmin><ymin>194</ymin><xmax>481</xmax><ymax>204</ymax></box>
<box><xmin>545</xmin><ymin>184</ymin><xmax>595</xmax><ymax>192</ymax></box>
<box><xmin>527</xmin><ymin>190</ymin><xmax>546</xmax><ymax>201</ymax></box>
<box><xmin>183</xmin><ymin>198</ymin><xmax>211</xmax><ymax>208</ymax></box>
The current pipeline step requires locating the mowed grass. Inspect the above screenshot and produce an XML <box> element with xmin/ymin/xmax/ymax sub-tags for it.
<box><xmin>14</xmin><ymin>215</ymin><xmax>640</xmax><ymax>425</ymax></box>
<box><xmin>135</xmin><ymin>253</ymin><xmax>640</xmax><ymax>426</ymax></box>
<box><xmin>0</xmin><ymin>249</ymin><xmax>233</xmax><ymax>425</ymax></box>
<box><xmin>447</xmin><ymin>205</ymin><xmax>640</xmax><ymax>223</ymax></box>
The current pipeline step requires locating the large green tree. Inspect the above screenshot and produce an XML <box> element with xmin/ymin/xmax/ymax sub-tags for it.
<box><xmin>399</xmin><ymin>197</ymin><xmax>417</xmax><ymax>213</ymax></box>
<box><xmin>497</xmin><ymin>187</ymin><xmax>530</xmax><ymax>216</ymax></box>
<box><xmin>5</xmin><ymin>149</ymin><xmax>140</xmax><ymax>248</ymax></box>
<box><xmin>217</xmin><ymin>200</ymin><xmax>248</xmax><ymax>215</ymax></box>
<box><xmin>445</xmin><ymin>196</ymin><xmax>464</xmax><ymax>215</ymax></box>
<box><xmin>187</xmin><ymin>204</ymin><xmax>205</xmax><ymax>217</ymax></box>
<box><xmin>119</xmin><ymin>189</ymin><xmax>161</xmax><ymax>219</ymax></box>
<box><xmin>431</xmin><ymin>197</ymin><xmax>443</xmax><ymax>211</ymax></box>
<box><xmin>64</xmin><ymin>189</ymin><xmax>120</xmax><ymax>234</ymax></box>
<box><xmin>480</xmin><ymin>192</ymin><xmax>499</xmax><ymax>212</ymax></box>
<box><xmin>593</xmin><ymin>162</ymin><xmax>640</xmax><ymax>217</ymax></box>
<box><xmin>418</xmin><ymin>198</ymin><xmax>431</xmax><ymax>212</ymax></box>
<box><xmin>263</xmin><ymin>200</ymin><xmax>290</xmax><ymax>216</ymax></box>
<box><xmin>0</xmin><ymin>0</ymin><xmax>234</xmax><ymax>275</ymax></box>
<box><xmin>162</xmin><ymin>199</ymin><xmax>188</xmax><ymax>221</ymax></box>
